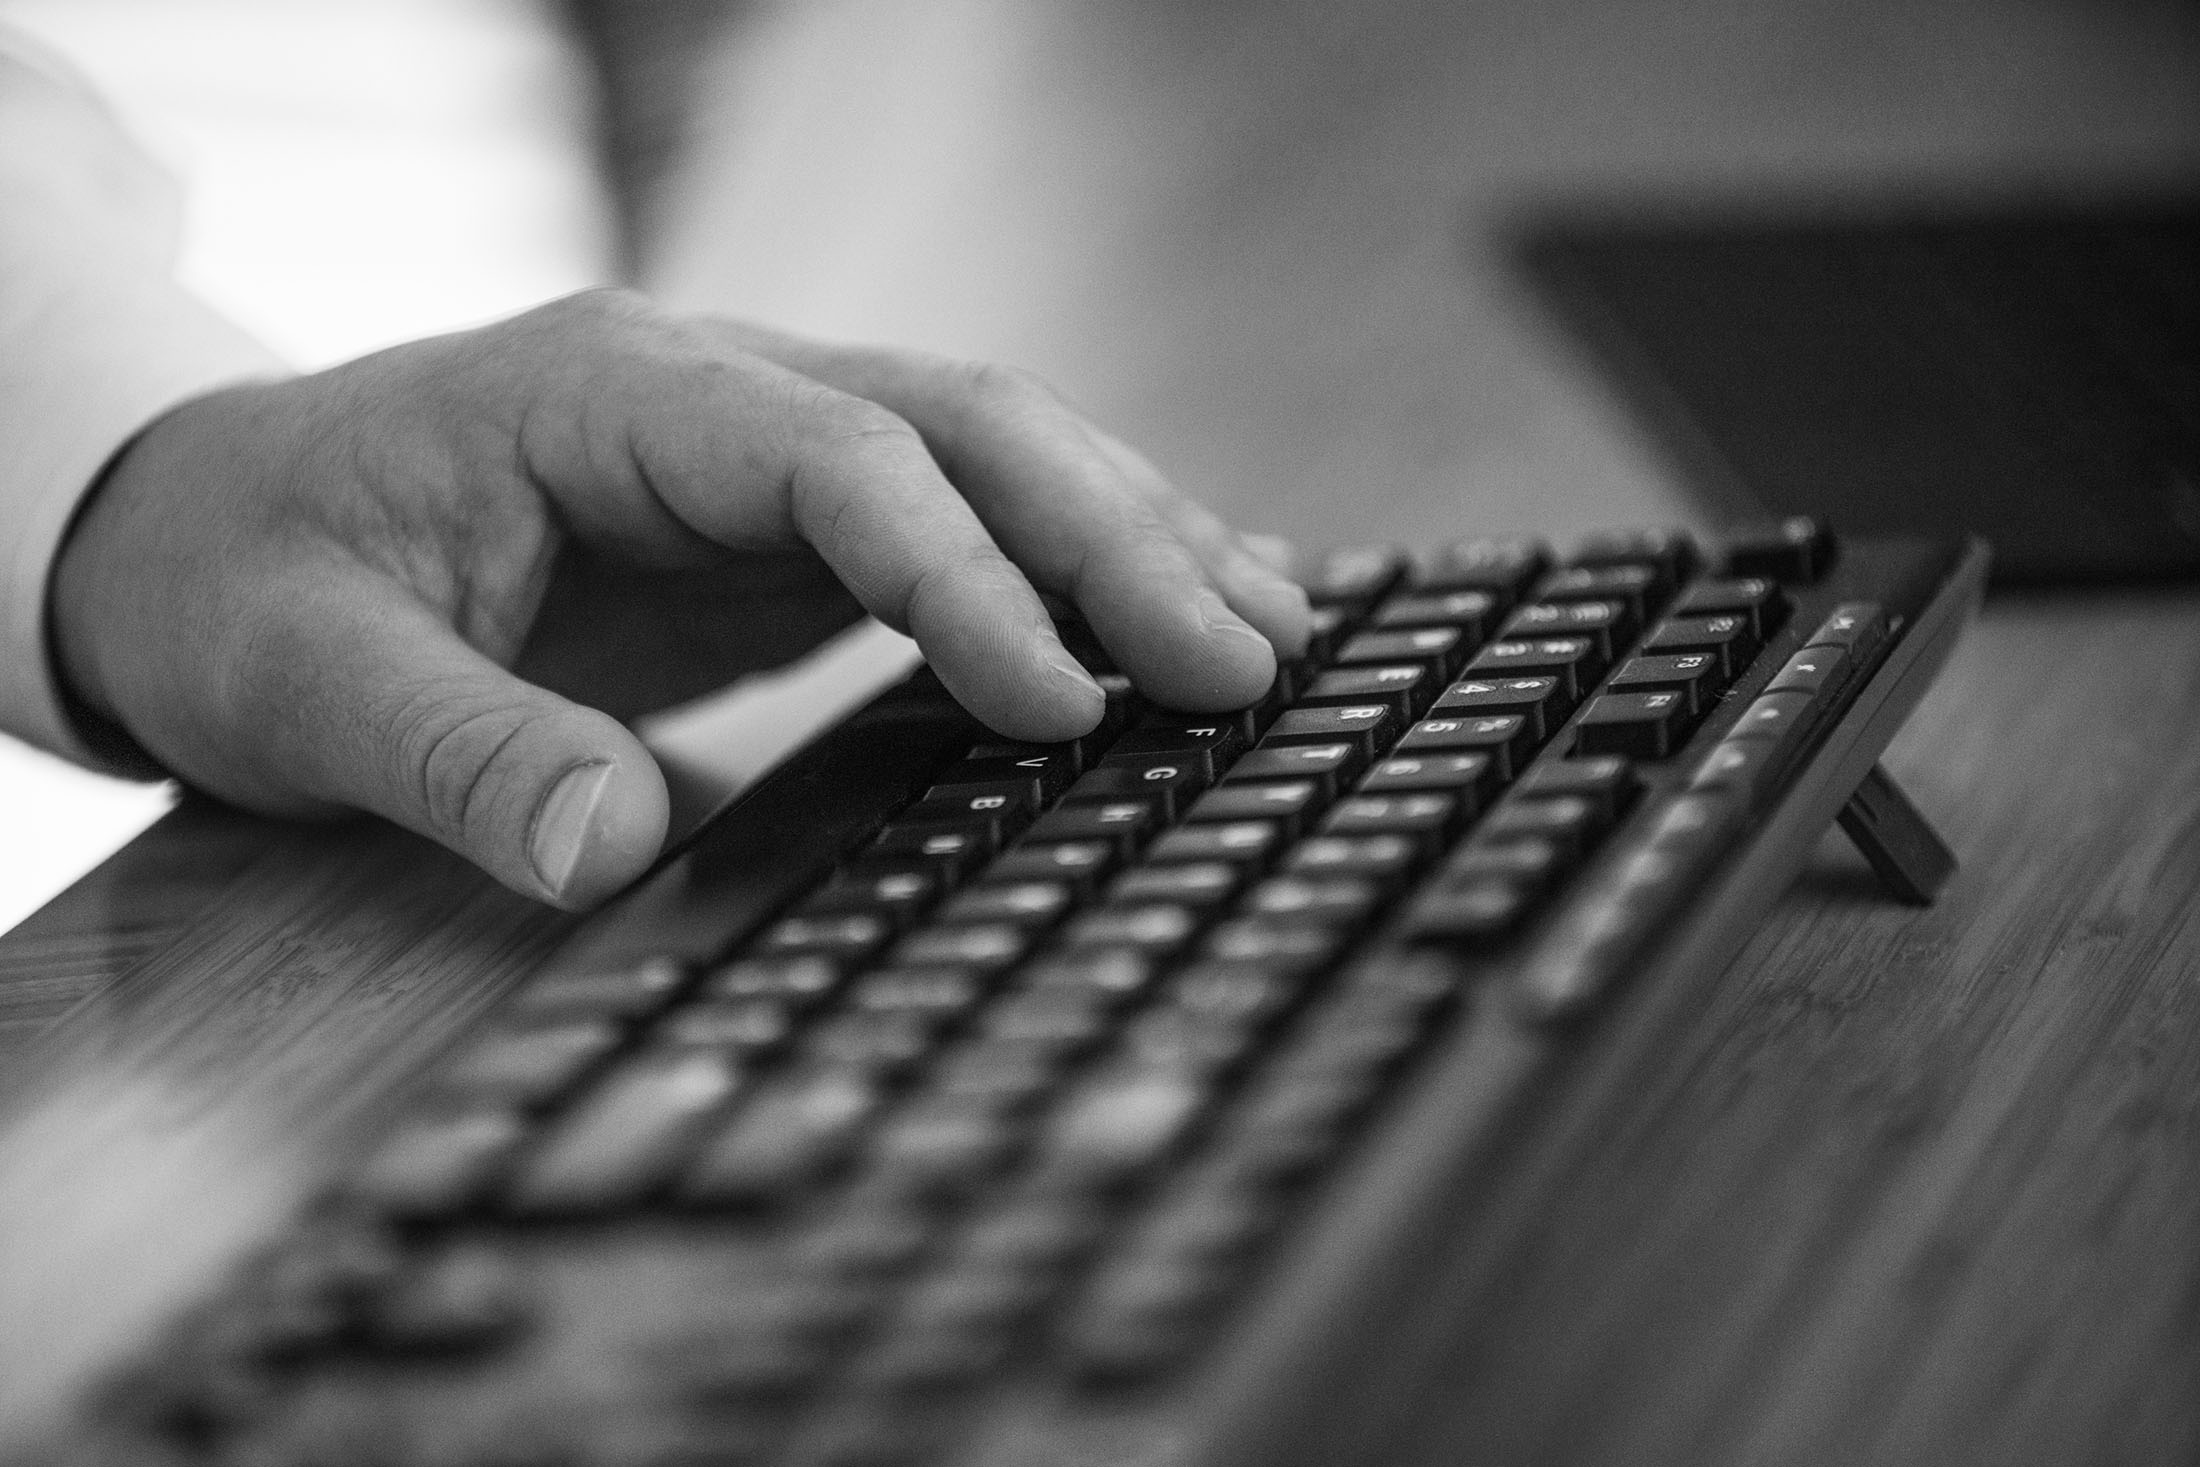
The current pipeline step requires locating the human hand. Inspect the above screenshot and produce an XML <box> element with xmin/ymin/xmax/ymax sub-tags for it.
<box><xmin>50</xmin><ymin>290</ymin><xmax>1309</xmax><ymax>909</ymax></box>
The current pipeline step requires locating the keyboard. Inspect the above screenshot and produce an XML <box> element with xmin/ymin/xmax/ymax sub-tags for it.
<box><xmin>83</xmin><ymin>521</ymin><xmax>1988</xmax><ymax>1467</ymax></box>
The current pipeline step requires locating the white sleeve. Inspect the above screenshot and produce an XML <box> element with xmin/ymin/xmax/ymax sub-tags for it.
<box><xmin>0</xmin><ymin>29</ymin><xmax>288</xmax><ymax>765</ymax></box>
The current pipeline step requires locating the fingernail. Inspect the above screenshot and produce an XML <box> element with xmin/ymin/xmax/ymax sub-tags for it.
<box><xmin>530</xmin><ymin>761</ymin><xmax>613</xmax><ymax>899</ymax></box>
<box><xmin>1045</xmin><ymin>649</ymin><xmax>1106</xmax><ymax>703</ymax></box>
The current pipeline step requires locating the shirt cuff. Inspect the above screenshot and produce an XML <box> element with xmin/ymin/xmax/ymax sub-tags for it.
<box><xmin>0</xmin><ymin>247</ymin><xmax>289</xmax><ymax>768</ymax></box>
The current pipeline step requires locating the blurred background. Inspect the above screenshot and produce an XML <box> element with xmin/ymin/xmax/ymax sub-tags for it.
<box><xmin>0</xmin><ymin>0</ymin><xmax>2194</xmax><ymax>933</ymax></box>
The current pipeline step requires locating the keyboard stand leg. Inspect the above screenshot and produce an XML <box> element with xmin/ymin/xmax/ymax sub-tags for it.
<box><xmin>1836</xmin><ymin>762</ymin><xmax>1955</xmax><ymax>904</ymax></box>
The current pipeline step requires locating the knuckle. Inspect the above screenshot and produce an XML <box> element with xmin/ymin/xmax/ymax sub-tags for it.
<box><xmin>954</xmin><ymin>358</ymin><xmax>1059</xmax><ymax>415</ymax></box>
<box><xmin>400</xmin><ymin>688</ymin><xmax>528</xmax><ymax>843</ymax></box>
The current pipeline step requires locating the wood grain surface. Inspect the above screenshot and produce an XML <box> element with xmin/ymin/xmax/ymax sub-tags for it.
<box><xmin>2</xmin><ymin>1</ymin><xmax>2197</xmax><ymax>1460</ymax></box>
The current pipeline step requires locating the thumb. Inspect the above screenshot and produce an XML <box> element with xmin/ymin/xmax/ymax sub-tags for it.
<box><xmin>262</xmin><ymin>576</ymin><xmax>669</xmax><ymax>909</ymax></box>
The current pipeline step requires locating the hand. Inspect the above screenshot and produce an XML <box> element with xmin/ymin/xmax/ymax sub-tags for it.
<box><xmin>51</xmin><ymin>290</ymin><xmax>1309</xmax><ymax>909</ymax></box>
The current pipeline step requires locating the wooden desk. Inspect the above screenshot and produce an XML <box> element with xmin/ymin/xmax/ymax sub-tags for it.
<box><xmin>3</xmin><ymin>1</ymin><xmax>2197</xmax><ymax>1460</ymax></box>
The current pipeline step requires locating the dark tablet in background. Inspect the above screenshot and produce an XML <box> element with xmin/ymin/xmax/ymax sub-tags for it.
<box><xmin>1516</xmin><ymin>198</ymin><xmax>2199</xmax><ymax>584</ymax></box>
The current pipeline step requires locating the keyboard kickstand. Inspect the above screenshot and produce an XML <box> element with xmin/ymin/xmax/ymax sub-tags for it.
<box><xmin>1835</xmin><ymin>762</ymin><xmax>1956</xmax><ymax>905</ymax></box>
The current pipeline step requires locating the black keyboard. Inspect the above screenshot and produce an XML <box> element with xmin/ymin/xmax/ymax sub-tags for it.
<box><xmin>88</xmin><ymin>522</ymin><xmax>1987</xmax><ymax>1467</ymax></box>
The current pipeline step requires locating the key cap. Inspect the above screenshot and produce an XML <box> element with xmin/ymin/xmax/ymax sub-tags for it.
<box><xmin>1402</xmin><ymin>875</ymin><xmax>1536</xmax><ymax>945</ymax></box>
<box><xmin>1262</xmin><ymin>704</ymin><xmax>1397</xmax><ymax>762</ymax></box>
<box><xmin>1198</xmin><ymin>921</ymin><xmax>1344</xmax><ymax>975</ymax></box>
<box><xmin>939</xmin><ymin>881</ymin><xmax>1073</xmax><ymax>928</ymax></box>
<box><xmin>1688</xmin><ymin>736</ymin><xmax>1779</xmax><ymax>798</ymax></box>
<box><xmin>1431</xmin><ymin>675</ymin><xmax>1568</xmax><ymax>741</ymax></box>
<box><xmin>1639</xmin><ymin>614</ymin><xmax>1756</xmax><ymax>679</ymax></box>
<box><xmin>1245</xmin><ymin>874</ymin><xmax>1384</xmax><ymax>927</ymax></box>
<box><xmin>893</xmin><ymin>923</ymin><xmax>1030</xmax><ymax>974</ymax></box>
<box><xmin>987</xmin><ymin>840</ymin><xmax>1118</xmax><ymax>897</ymax></box>
<box><xmin>506</xmin><ymin>1051</ymin><xmax>742</xmax><ymax>1213</ymax></box>
<box><xmin>1478</xmin><ymin>794</ymin><xmax>1602</xmax><ymax>863</ymax></box>
<box><xmin>1038</xmin><ymin>1068</ymin><xmax>1208</xmax><ymax>1180</ymax></box>
<box><xmin>1670</xmin><ymin>576</ymin><xmax>1788</xmax><ymax>639</ymax></box>
<box><xmin>1392</xmin><ymin>713</ymin><xmax>1536</xmax><ymax>778</ymax></box>
<box><xmin>1222</xmin><ymin>742</ymin><xmax>1365</xmax><ymax>798</ymax></box>
<box><xmin>1333</xmin><ymin>625</ymin><xmax>1472</xmax><ymax>679</ymax></box>
<box><xmin>1499</xmin><ymin>600</ymin><xmax>1626</xmax><ymax>660</ymax></box>
<box><xmin>1605</xmin><ymin>652</ymin><xmax>1724</xmax><ymax>715</ymax></box>
<box><xmin>1166</xmin><ymin>959</ymin><xmax>1307</xmax><ymax>1023</ymax></box>
<box><xmin>1023</xmin><ymin>800</ymin><xmax>1157</xmax><ymax>856</ymax></box>
<box><xmin>1320</xmin><ymin>792</ymin><xmax>1460</xmax><ymax>854</ymax></box>
<box><xmin>1803</xmin><ymin>602</ymin><xmax>1886</xmax><ymax>657</ymax></box>
<box><xmin>1573</xmin><ymin>690</ymin><xmax>1691</xmax><ymax>760</ymax></box>
<box><xmin>1108</xmin><ymin>717</ymin><xmax>1251</xmax><ymax>779</ymax></box>
<box><xmin>1413</xmin><ymin>536</ymin><xmax>1550</xmax><ymax>603</ymax></box>
<box><xmin>435</xmin><ymin>1019</ymin><xmax>621</xmax><ymax>1108</ymax></box>
<box><xmin>706</xmin><ymin>954</ymin><xmax>840</xmax><ymax>1006</ymax></box>
<box><xmin>1357</xmin><ymin>750</ymin><xmax>1499</xmax><ymax>804</ymax></box>
<box><xmin>1726</xmin><ymin>690</ymin><xmax>1816</xmax><ymax>744</ymax></box>
<box><xmin>759</xmin><ymin>912</ymin><xmax>895</xmax><ymax>968</ymax></box>
<box><xmin>684</xmin><ymin>1069</ymin><xmax>880</xmax><ymax>1205</ymax></box>
<box><xmin>1306</xmin><ymin>544</ymin><xmax>1409</xmax><ymax>607</ymax></box>
<box><xmin>931</xmin><ymin>749</ymin><xmax>1079</xmax><ymax>804</ymax></box>
<box><xmin>352</xmin><ymin>1241</ymin><xmax>532</xmax><ymax>1358</ymax></box>
<box><xmin>1300</xmin><ymin>603</ymin><xmax>1353</xmax><ymax>662</ymax></box>
<box><xmin>1765</xmin><ymin>644</ymin><xmax>1850</xmax><ymax>697</ymax></box>
<box><xmin>847</xmin><ymin>967</ymin><xmax>987</xmax><ymax>1019</ymax></box>
<box><xmin>1534</xmin><ymin>563</ymin><xmax>1662</xmax><ymax>625</ymax></box>
<box><xmin>978</xmin><ymin>988</ymin><xmax>1115</xmax><ymax>1049</ymax></box>
<box><xmin>1066</xmin><ymin>757</ymin><xmax>1211</xmax><ymax>819</ymax></box>
<box><xmin>1512</xmin><ymin>755</ymin><xmax>1636</xmax><ymax>823</ymax></box>
<box><xmin>896</xmin><ymin>785</ymin><xmax>1038</xmax><ymax>845</ymax></box>
<box><xmin>1722</xmin><ymin>516</ymin><xmax>1837</xmax><ymax>582</ymax></box>
<box><xmin>806</xmin><ymin>863</ymin><xmax>947</xmax><ymax>931</ymax></box>
<box><xmin>506</xmin><ymin>955</ymin><xmax>686</xmax><ymax>1021</ymax></box>
<box><xmin>1372</xmin><ymin>589</ymin><xmax>1499</xmax><ymax>640</ymax></box>
<box><xmin>1109</xmin><ymin>860</ymin><xmax>1245</xmax><ymax>910</ymax></box>
<box><xmin>1465</xmin><ymin>636</ymin><xmax>1602</xmax><ymax>701</ymax></box>
<box><xmin>1184</xmin><ymin>779</ymin><xmax>1323</xmax><ymax>837</ymax></box>
<box><xmin>658</xmin><ymin>998</ymin><xmax>797</xmax><ymax>1055</ymax></box>
<box><xmin>1281</xmin><ymin>833</ymin><xmax>1421</xmax><ymax>886</ymax></box>
<box><xmin>866</xmin><ymin>824</ymin><xmax>989</xmax><ymax>878</ymax></box>
<box><xmin>803</xmin><ymin>1010</ymin><xmax>941</xmax><ymax>1073</ymax></box>
<box><xmin>350</xmin><ymin>1109</ymin><xmax>524</xmax><ymax>1216</ymax></box>
<box><xmin>1059</xmin><ymin>903</ymin><xmax>1203</xmax><ymax>958</ymax></box>
<box><xmin>1297</xmin><ymin>664</ymin><xmax>1437</xmax><ymax>720</ymax></box>
<box><xmin>1145</xmin><ymin>820</ymin><xmax>1286</xmax><ymax>867</ymax></box>
<box><xmin>863</xmin><ymin>1097</ymin><xmax>1020</xmax><ymax>1191</ymax></box>
<box><xmin>1019</xmin><ymin>947</ymin><xmax>1158</xmax><ymax>1004</ymax></box>
<box><xmin>1565</xmin><ymin>526</ymin><xmax>1699</xmax><ymax>589</ymax></box>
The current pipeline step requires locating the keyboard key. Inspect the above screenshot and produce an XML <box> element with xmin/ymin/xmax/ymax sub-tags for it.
<box><xmin>1320</xmin><ymin>792</ymin><xmax>1460</xmax><ymax>853</ymax></box>
<box><xmin>1412</xmin><ymin>536</ymin><xmax>1549</xmax><ymax>603</ymax></box>
<box><xmin>931</xmin><ymin>749</ymin><xmax>1079</xmax><ymax>804</ymax></box>
<box><xmin>807</xmin><ymin>864</ymin><xmax>947</xmax><ymax>930</ymax></box>
<box><xmin>1244</xmin><ymin>875</ymin><xmax>1384</xmax><ymax>927</ymax></box>
<box><xmin>1262</xmin><ymin>705</ymin><xmax>1397</xmax><ymax>762</ymax></box>
<box><xmin>507</xmin><ymin>1050</ymin><xmax>742</xmax><ymax>1213</ymax></box>
<box><xmin>1333</xmin><ymin>625</ymin><xmax>1472</xmax><ymax>678</ymax></box>
<box><xmin>506</xmin><ymin>955</ymin><xmax>686</xmax><ymax>1021</ymax></box>
<box><xmin>1297</xmin><ymin>664</ymin><xmax>1437</xmax><ymax>720</ymax></box>
<box><xmin>1402</xmin><ymin>876</ymin><xmax>1535</xmax><ymax>945</ymax></box>
<box><xmin>1670</xmin><ymin>576</ymin><xmax>1788</xmax><ymax>639</ymax></box>
<box><xmin>1306</xmin><ymin>545</ymin><xmax>1409</xmax><ymax>607</ymax></box>
<box><xmin>1565</xmin><ymin>526</ymin><xmax>1699</xmax><ymax>589</ymax></box>
<box><xmin>1573</xmin><ymin>690</ymin><xmax>1691</xmax><ymax>760</ymax></box>
<box><xmin>1688</xmin><ymin>737</ymin><xmax>1779</xmax><ymax>797</ymax></box>
<box><xmin>1184</xmin><ymin>779</ymin><xmax>1324</xmax><ymax>837</ymax></box>
<box><xmin>1222</xmin><ymin>742</ymin><xmax>1365</xmax><ymax>798</ymax></box>
<box><xmin>1431</xmin><ymin>676</ymin><xmax>1567</xmax><ymax>741</ymax></box>
<box><xmin>684</xmin><ymin>1070</ymin><xmax>880</xmax><ymax>1204</ymax></box>
<box><xmin>896</xmin><ymin>786</ymin><xmax>1038</xmax><ymax>845</ymax></box>
<box><xmin>1146</xmin><ymin>820</ymin><xmax>1286</xmax><ymax>867</ymax></box>
<box><xmin>939</xmin><ymin>880</ymin><xmax>1074</xmax><ymax>928</ymax></box>
<box><xmin>1166</xmin><ymin>959</ymin><xmax>1306</xmax><ymax>1023</ymax></box>
<box><xmin>1372</xmin><ymin>589</ymin><xmax>1499</xmax><ymax>640</ymax></box>
<box><xmin>1038</xmin><ymin>1068</ymin><xmax>1208</xmax><ymax>1180</ymax></box>
<box><xmin>1499</xmin><ymin>600</ymin><xmax>1626</xmax><ymax>660</ymax></box>
<box><xmin>1281</xmin><ymin>833</ymin><xmax>1421</xmax><ymax>886</ymax></box>
<box><xmin>353</xmin><ymin>1241</ymin><xmax>532</xmax><ymax>1358</ymax></box>
<box><xmin>867</xmin><ymin>825</ymin><xmax>989</xmax><ymax>878</ymax></box>
<box><xmin>1357</xmin><ymin>750</ymin><xmax>1499</xmax><ymax>804</ymax></box>
<box><xmin>1722</xmin><ymin>516</ymin><xmax>1837</xmax><ymax>582</ymax></box>
<box><xmin>658</xmin><ymin>999</ymin><xmax>796</xmax><ymax>1055</ymax></box>
<box><xmin>1477</xmin><ymin>795</ymin><xmax>1602</xmax><ymax>863</ymax></box>
<box><xmin>1764</xmin><ymin>645</ymin><xmax>1850</xmax><ymax>697</ymax></box>
<box><xmin>1067</xmin><ymin>758</ymin><xmax>1212</xmax><ymax>819</ymax></box>
<box><xmin>436</xmin><ymin>1019</ymin><xmax>620</xmax><ymax>1107</ymax></box>
<box><xmin>1534</xmin><ymin>563</ymin><xmax>1663</xmax><ymax>624</ymax></box>
<box><xmin>1392</xmin><ymin>714</ymin><xmax>1536</xmax><ymax>778</ymax></box>
<box><xmin>706</xmin><ymin>954</ymin><xmax>840</xmax><ymax>1006</ymax></box>
<box><xmin>1465</xmin><ymin>636</ymin><xmax>1602</xmax><ymax>700</ymax></box>
<box><xmin>1300</xmin><ymin>604</ymin><xmax>1352</xmax><ymax>662</ymax></box>
<box><xmin>1605</xmin><ymin>652</ymin><xmax>1724</xmax><ymax>715</ymax></box>
<box><xmin>1060</xmin><ymin>903</ymin><xmax>1204</xmax><ymax>958</ymax></box>
<box><xmin>1726</xmin><ymin>690</ymin><xmax>1816</xmax><ymax>744</ymax></box>
<box><xmin>1023</xmin><ymin>800</ymin><xmax>1157</xmax><ymax>855</ymax></box>
<box><xmin>1109</xmin><ymin>860</ymin><xmax>1245</xmax><ymax>911</ymax></box>
<box><xmin>847</xmin><ymin>967</ymin><xmax>987</xmax><ymax>1019</ymax></box>
<box><xmin>1804</xmin><ymin>601</ymin><xmax>1886</xmax><ymax>656</ymax></box>
<box><xmin>1639</xmin><ymin>614</ymin><xmax>1756</xmax><ymax>678</ymax></box>
<box><xmin>350</xmin><ymin>1109</ymin><xmax>524</xmax><ymax>1216</ymax></box>
<box><xmin>1198</xmin><ymin>921</ymin><xmax>1344</xmax><ymax>976</ymax></box>
<box><xmin>760</xmin><ymin>913</ymin><xmax>895</xmax><ymax>968</ymax></box>
<box><xmin>986</xmin><ymin>840</ymin><xmax>1118</xmax><ymax>897</ymax></box>
<box><xmin>893</xmin><ymin>923</ymin><xmax>1030</xmax><ymax>974</ymax></box>
<box><xmin>1108</xmin><ymin>718</ymin><xmax>1250</xmax><ymax>779</ymax></box>
<box><xmin>1019</xmin><ymin>948</ymin><xmax>1158</xmax><ymax>1004</ymax></box>
<box><xmin>1512</xmin><ymin>755</ymin><xmax>1636</xmax><ymax>822</ymax></box>
<box><xmin>803</xmin><ymin>1011</ymin><xmax>941</xmax><ymax>1073</ymax></box>
<box><xmin>863</xmin><ymin>1097</ymin><xmax>1020</xmax><ymax>1191</ymax></box>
